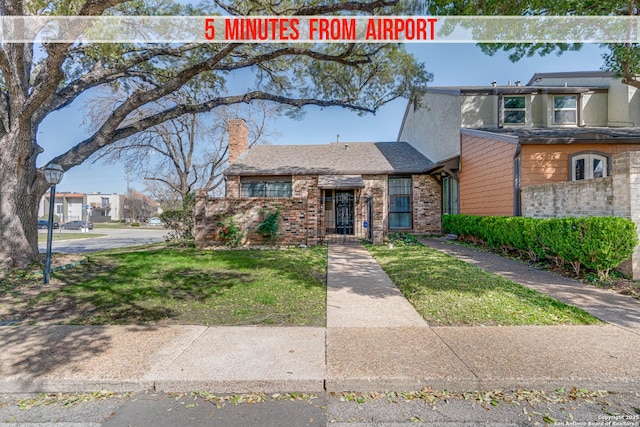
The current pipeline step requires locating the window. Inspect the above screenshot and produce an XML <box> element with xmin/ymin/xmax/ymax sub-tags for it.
<box><xmin>101</xmin><ymin>197</ymin><xmax>109</xmax><ymax>208</ymax></box>
<box><xmin>503</xmin><ymin>96</ymin><xmax>526</xmax><ymax>124</ymax></box>
<box><xmin>571</xmin><ymin>153</ymin><xmax>609</xmax><ymax>180</ymax></box>
<box><xmin>442</xmin><ymin>176</ymin><xmax>459</xmax><ymax>215</ymax></box>
<box><xmin>241</xmin><ymin>180</ymin><xmax>292</xmax><ymax>198</ymax></box>
<box><xmin>388</xmin><ymin>177</ymin><xmax>412</xmax><ymax>229</ymax></box>
<box><xmin>553</xmin><ymin>95</ymin><xmax>577</xmax><ymax>125</ymax></box>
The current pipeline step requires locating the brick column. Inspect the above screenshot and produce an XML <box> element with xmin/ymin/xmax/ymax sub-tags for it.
<box><xmin>194</xmin><ymin>189</ymin><xmax>209</xmax><ymax>249</ymax></box>
<box><xmin>412</xmin><ymin>175</ymin><xmax>442</xmax><ymax>233</ymax></box>
<box><xmin>225</xmin><ymin>176</ymin><xmax>241</xmax><ymax>198</ymax></box>
<box><xmin>612</xmin><ymin>151</ymin><xmax>640</xmax><ymax>280</ymax></box>
<box><xmin>372</xmin><ymin>187</ymin><xmax>384</xmax><ymax>244</ymax></box>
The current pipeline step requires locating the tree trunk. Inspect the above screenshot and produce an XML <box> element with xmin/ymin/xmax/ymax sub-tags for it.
<box><xmin>0</xmin><ymin>129</ymin><xmax>48</xmax><ymax>269</ymax></box>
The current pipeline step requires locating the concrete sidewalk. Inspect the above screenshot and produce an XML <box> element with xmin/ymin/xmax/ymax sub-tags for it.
<box><xmin>324</xmin><ymin>244</ymin><xmax>640</xmax><ymax>393</ymax></box>
<box><xmin>0</xmin><ymin>243</ymin><xmax>639</xmax><ymax>394</ymax></box>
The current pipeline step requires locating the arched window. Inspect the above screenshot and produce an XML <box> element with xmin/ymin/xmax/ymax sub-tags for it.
<box><xmin>570</xmin><ymin>153</ymin><xmax>609</xmax><ymax>180</ymax></box>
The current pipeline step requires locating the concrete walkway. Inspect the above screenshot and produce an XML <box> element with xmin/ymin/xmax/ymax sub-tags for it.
<box><xmin>0</xmin><ymin>243</ymin><xmax>639</xmax><ymax>394</ymax></box>
<box><xmin>422</xmin><ymin>238</ymin><xmax>640</xmax><ymax>330</ymax></box>
<box><xmin>324</xmin><ymin>244</ymin><xmax>640</xmax><ymax>393</ymax></box>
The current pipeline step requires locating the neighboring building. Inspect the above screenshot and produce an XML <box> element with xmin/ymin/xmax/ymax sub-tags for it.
<box><xmin>195</xmin><ymin>119</ymin><xmax>441</xmax><ymax>246</ymax></box>
<box><xmin>39</xmin><ymin>191</ymin><xmax>160</xmax><ymax>223</ymax></box>
<box><xmin>398</xmin><ymin>71</ymin><xmax>640</xmax><ymax>279</ymax></box>
<box><xmin>39</xmin><ymin>192</ymin><xmax>85</xmax><ymax>224</ymax></box>
<box><xmin>398</xmin><ymin>71</ymin><xmax>640</xmax><ymax>216</ymax></box>
<box><xmin>86</xmin><ymin>193</ymin><xmax>124</xmax><ymax>223</ymax></box>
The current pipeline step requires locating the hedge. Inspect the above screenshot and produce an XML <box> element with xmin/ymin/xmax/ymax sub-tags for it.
<box><xmin>442</xmin><ymin>214</ymin><xmax>638</xmax><ymax>278</ymax></box>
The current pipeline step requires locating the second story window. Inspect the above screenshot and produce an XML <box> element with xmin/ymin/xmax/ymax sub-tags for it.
<box><xmin>553</xmin><ymin>95</ymin><xmax>577</xmax><ymax>125</ymax></box>
<box><xmin>503</xmin><ymin>96</ymin><xmax>526</xmax><ymax>124</ymax></box>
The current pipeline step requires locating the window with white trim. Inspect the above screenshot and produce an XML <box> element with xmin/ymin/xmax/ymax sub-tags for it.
<box><xmin>503</xmin><ymin>96</ymin><xmax>526</xmax><ymax>124</ymax></box>
<box><xmin>571</xmin><ymin>153</ymin><xmax>608</xmax><ymax>180</ymax></box>
<box><xmin>553</xmin><ymin>95</ymin><xmax>577</xmax><ymax>125</ymax></box>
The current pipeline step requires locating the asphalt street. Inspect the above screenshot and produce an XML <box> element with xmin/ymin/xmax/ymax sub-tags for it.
<box><xmin>0</xmin><ymin>390</ymin><xmax>638</xmax><ymax>426</ymax></box>
<box><xmin>37</xmin><ymin>228</ymin><xmax>167</xmax><ymax>254</ymax></box>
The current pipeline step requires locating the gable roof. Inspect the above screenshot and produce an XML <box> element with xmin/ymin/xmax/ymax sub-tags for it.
<box><xmin>225</xmin><ymin>142</ymin><xmax>434</xmax><ymax>176</ymax></box>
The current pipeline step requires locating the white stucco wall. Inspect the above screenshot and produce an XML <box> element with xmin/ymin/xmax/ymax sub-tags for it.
<box><xmin>461</xmin><ymin>95</ymin><xmax>497</xmax><ymax>128</ymax></box>
<box><xmin>398</xmin><ymin>92</ymin><xmax>462</xmax><ymax>163</ymax></box>
<box><xmin>582</xmin><ymin>93</ymin><xmax>608</xmax><ymax>126</ymax></box>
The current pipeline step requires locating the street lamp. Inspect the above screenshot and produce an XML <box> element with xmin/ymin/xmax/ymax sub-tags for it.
<box><xmin>44</xmin><ymin>163</ymin><xmax>64</xmax><ymax>284</ymax></box>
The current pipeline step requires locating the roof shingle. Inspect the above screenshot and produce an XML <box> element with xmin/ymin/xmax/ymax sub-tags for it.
<box><xmin>225</xmin><ymin>142</ymin><xmax>434</xmax><ymax>176</ymax></box>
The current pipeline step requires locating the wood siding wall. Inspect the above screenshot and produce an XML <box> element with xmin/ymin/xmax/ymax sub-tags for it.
<box><xmin>460</xmin><ymin>134</ymin><xmax>517</xmax><ymax>216</ymax></box>
<box><xmin>521</xmin><ymin>143</ymin><xmax>640</xmax><ymax>187</ymax></box>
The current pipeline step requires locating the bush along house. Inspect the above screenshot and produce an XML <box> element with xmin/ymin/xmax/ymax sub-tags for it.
<box><xmin>195</xmin><ymin>119</ymin><xmax>441</xmax><ymax>247</ymax></box>
<box><xmin>398</xmin><ymin>71</ymin><xmax>640</xmax><ymax>279</ymax></box>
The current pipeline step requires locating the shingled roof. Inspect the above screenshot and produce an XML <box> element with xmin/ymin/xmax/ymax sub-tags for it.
<box><xmin>224</xmin><ymin>142</ymin><xmax>434</xmax><ymax>176</ymax></box>
<box><xmin>467</xmin><ymin>127</ymin><xmax>640</xmax><ymax>144</ymax></box>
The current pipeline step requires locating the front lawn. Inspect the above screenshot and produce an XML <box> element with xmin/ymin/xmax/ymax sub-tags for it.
<box><xmin>367</xmin><ymin>243</ymin><xmax>600</xmax><ymax>326</ymax></box>
<box><xmin>0</xmin><ymin>247</ymin><xmax>327</xmax><ymax>326</ymax></box>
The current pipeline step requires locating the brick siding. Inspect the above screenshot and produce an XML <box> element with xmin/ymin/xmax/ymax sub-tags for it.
<box><xmin>195</xmin><ymin>193</ymin><xmax>311</xmax><ymax>247</ymax></box>
<box><xmin>521</xmin><ymin>151</ymin><xmax>640</xmax><ymax>279</ymax></box>
<box><xmin>198</xmin><ymin>173</ymin><xmax>442</xmax><ymax>248</ymax></box>
<box><xmin>412</xmin><ymin>175</ymin><xmax>442</xmax><ymax>233</ymax></box>
<box><xmin>521</xmin><ymin>177</ymin><xmax>614</xmax><ymax>218</ymax></box>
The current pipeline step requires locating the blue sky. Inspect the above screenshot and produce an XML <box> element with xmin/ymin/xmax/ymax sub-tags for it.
<box><xmin>41</xmin><ymin>42</ymin><xmax>608</xmax><ymax>194</ymax></box>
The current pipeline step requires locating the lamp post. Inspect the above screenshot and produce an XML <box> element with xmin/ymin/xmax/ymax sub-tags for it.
<box><xmin>44</xmin><ymin>163</ymin><xmax>64</xmax><ymax>284</ymax></box>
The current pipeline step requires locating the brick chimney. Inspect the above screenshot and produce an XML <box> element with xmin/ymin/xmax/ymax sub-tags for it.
<box><xmin>227</xmin><ymin>119</ymin><xmax>249</xmax><ymax>165</ymax></box>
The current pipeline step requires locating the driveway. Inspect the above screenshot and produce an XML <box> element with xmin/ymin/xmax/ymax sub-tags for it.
<box><xmin>38</xmin><ymin>228</ymin><xmax>167</xmax><ymax>254</ymax></box>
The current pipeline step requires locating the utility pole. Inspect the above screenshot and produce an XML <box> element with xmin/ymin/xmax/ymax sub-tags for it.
<box><xmin>125</xmin><ymin>161</ymin><xmax>131</xmax><ymax>194</ymax></box>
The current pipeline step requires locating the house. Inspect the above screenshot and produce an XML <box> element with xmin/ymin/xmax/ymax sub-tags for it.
<box><xmin>39</xmin><ymin>192</ymin><xmax>85</xmax><ymax>224</ymax></box>
<box><xmin>194</xmin><ymin>119</ymin><xmax>441</xmax><ymax>246</ymax></box>
<box><xmin>399</xmin><ymin>71</ymin><xmax>640</xmax><ymax>215</ymax></box>
<box><xmin>398</xmin><ymin>71</ymin><xmax>640</xmax><ymax>279</ymax></box>
<box><xmin>39</xmin><ymin>191</ymin><xmax>161</xmax><ymax>224</ymax></box>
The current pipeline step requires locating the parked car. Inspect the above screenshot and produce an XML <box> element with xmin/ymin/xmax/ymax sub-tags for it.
<box><xmin>61</xmin><ymin>220</ymin><xmax>93</xmax><ymax>230</ymax></box>
<box><xmin>37</xmin><ymin>219</ymin><xmax>59</xmax><ymax>229</ymax></box>
<box><xmin>147</xmin><ymin>217</ymin><xmax>164</xmax><ymax>226</ymax></box>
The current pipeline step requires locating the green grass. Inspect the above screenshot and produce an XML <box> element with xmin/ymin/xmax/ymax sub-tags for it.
<box><xmin>3</xmin><ymin>247</ymin><xmax>327</xmax><ymax>326</ymax></box>
<box><xmin>367</xmin><ymin>243</ymin><xmax>601</xmax><ymax>326</ymax></box>
<box><xmin>37</xmin><ymin>232</ymin><xmax>107</xmax><ymax>242</ymax></box>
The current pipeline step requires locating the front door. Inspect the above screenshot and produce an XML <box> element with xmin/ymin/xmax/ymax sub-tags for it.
<box><xmin>335</xmin><ymin>190</ymin><xmax>354</xmax><ymax>235</ymax></box>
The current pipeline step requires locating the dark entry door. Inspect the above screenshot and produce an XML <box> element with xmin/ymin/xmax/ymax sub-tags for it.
<box><xmin>335</xmin><ymin>191</ymin><xmax>354</xmax><ymax>235</ymax></box>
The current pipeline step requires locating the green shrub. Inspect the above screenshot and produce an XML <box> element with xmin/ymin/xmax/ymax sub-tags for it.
<box><xmin>160</xmin><ymin>193</ymin><xmax>195</xmax><ymax>246</ymax></box>
<box><xmin>216</xmin><ymin>216</ymin><xmax>244</xmax><ymax>247</ymax></box>
<box><xmin>256</xmin><ymin>209</ymin><xmax>280</xmax><ymax>243</ymax></box>
<box><xmin>443</xmin><ymin>214</ymin><xmax>637</xmax><ymax>278</ymax></box>
<box><xmin>580</xmin><ymin>217</ymin><xmax>638</xmax><ymax>279</ymax></box>
<box><xmin>387</xmin><ymin>232</ymin><xmax>419</xmax><ymax>245</ymax></box>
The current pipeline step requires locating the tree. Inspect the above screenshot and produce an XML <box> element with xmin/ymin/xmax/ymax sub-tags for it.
<box><xmin>0</xmin><ymin>0</ymin><xmax>431</xmax><ymax>268</ymax></box>
<box><xmin>122</xmin><ymin>189</ymin><xmax>158</xmax><ymax>222</ymax></box>
<box><xmin>92</xmin><ymin>94</ymin><xmax>279</xmax><ymax>205</ymax></box>
<box><xmin>426</xmin><ymin>0</ymin><xmax>640</xmax><ymax>88</ymax></box>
